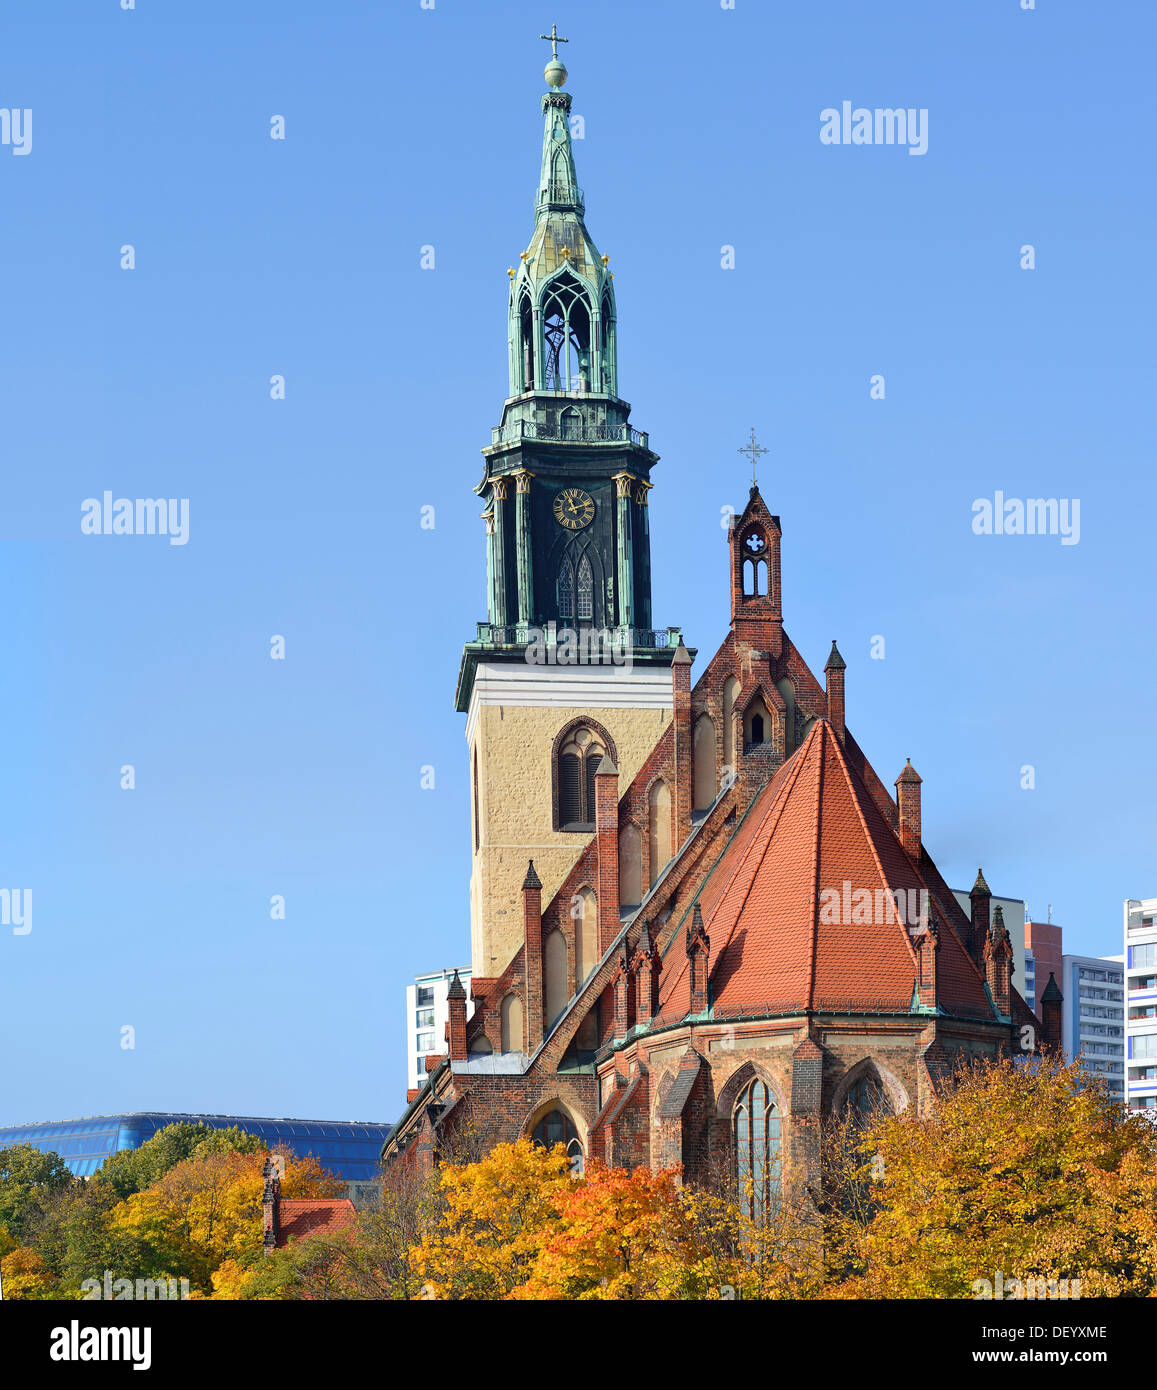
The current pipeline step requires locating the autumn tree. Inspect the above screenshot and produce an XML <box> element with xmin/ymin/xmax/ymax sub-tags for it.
<box><xmin>826</xmin><ymin>1052</ymin><xmax>1157</xmax><ymax>1298</ymax></box>
<box><xmin>409</xmin><ymin>1138</ymin><xmax>574</xmax><ymax>1299</ymax></box>
<box><xmin>95</xmin><ymin>1123</ymin><xmax>264</xmax><ymax>1199</ymax></box>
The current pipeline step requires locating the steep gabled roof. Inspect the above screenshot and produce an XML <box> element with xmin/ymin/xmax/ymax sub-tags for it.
<box><xmin>657</xmin><ymin>719</ymin><xmax>993</xmax><ymax>1020</ymax></box>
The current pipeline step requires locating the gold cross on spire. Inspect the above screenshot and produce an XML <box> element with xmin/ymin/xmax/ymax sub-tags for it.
<box><xmin>738</xmin><ymin>427</ymin><xmax>769</xmax><ymax>486</ymax></box>
<box><xmin>539</xmin><ymin>23</ymin><xmax>569</xmax><ymax>59</ymax></box>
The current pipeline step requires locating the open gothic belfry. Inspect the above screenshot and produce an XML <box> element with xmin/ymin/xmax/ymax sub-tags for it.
<box><xmin>387</xmin><ymin>38</ymin><xmax>1054</xmax><ymax>1200</ymax></box>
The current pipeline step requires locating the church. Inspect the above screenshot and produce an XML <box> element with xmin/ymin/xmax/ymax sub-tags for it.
<box><xmin>383</xmin><ymin>37</ymin><xmax>1055</xmax><ymax>1209</ymax></box>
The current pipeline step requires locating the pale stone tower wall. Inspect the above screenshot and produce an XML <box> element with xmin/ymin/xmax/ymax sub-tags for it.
<box><xmin>467</xmin><ymin>661</ymin><xmax>672</xmax><ymax>976</ymax></box>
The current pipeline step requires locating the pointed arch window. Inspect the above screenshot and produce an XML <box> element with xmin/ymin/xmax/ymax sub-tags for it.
<box><xmin>733</xmin><ymin>1077</ymin><xmax>781</xmax><ymax>1224</ymax></box>
<box><xmin>532</xmin><ymin>1108</ymin><xmax>584</xmax><ymax>1173</ymax></box>
<box><xmin>844</xmin><ymin>1069</ymin><xmax>891</xmax><ymax>1127</ymax></box>
<box><xmin>555</xmin><ymin>723</ymin><xmax>608</xmax><ymax>830</ymax></box>
<box><xmin>541</xmin><ymin>273</ymin><xmax>592</xmax><ymax>393</ymax></box>
<box><xmin>558</xmin><ymin>563</ymin><xmax>574</xmax><ymax>619</ymax></box>
<box><xmin>576</xmin><ymin>554</ymin><xmax>594</xmax><ymax>620</ymax></box>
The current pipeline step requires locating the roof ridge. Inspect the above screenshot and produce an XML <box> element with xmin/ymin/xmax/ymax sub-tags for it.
<box><xmin>804</xmin><ymin>721</ymin><xmax>828</xmax><ymax>1010</ymax></box>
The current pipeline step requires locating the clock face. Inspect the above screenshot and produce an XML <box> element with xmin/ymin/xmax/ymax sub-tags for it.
<box><xmin>553</xmin><ymin>487</ymin><xmax>595</xmax><ymax>530</ymax></box>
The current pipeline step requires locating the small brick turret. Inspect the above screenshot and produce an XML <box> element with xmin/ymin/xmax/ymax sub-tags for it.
<box><xmin>522</xmin><ymin>861</ymin><xmax>543</xmax><ymax>1051</ymax></box>
<box><xmin>968</xmin><ymin>867</ymin><xmax>991</xmax><ymax>968</ymax></box>
<box><xmin>824</xmin><ymin>640</ymin><xmax>846</xmax><ymax>744</ymax></box>
<box><xmin>446</xmin><ymin>968</ymin><xmax>468</xmax><ymax>1061</ymax></box>
<box><xmin>984</xmin><ymin>904</ymin><xmax>1014</xmax><ymax>1019</ymax></box>
<box><xmin>895</xmin><ymin>758</ymin><xmax>922</xmax><ymax>858</ymax></box>
<box><xmin>687</xmin><ymin>902</ymin><xmax>710</xmax><ymax>1015</ymax></box>
<box><xmin>594</xmin><ymin>756</ymin><xmax>620</xmax><ymax>954</ymax></box>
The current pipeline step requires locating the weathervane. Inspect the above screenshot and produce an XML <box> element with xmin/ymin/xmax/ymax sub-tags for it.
<box><xmin>738</xmin><ymin>427</ymin><xmax>768</xmax><ymax>486</ymax></box>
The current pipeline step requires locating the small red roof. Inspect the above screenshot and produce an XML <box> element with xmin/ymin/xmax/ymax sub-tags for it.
<box><xmin>656</xmin><ymin>719</ymin><xmax>992</xmax><ymax>1020</ymax></box>
<box><xmin>276</xmin><ymin>1198</ymin><xmax>357</xmax><ymax>1247</ymax></box>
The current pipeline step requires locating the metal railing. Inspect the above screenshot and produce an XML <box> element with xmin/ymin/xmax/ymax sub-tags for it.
<box><xmin>493</xmin><ymin>419</ymin><xmax>649</xmax><ymax>448</ymax></box>
<box><xmin>474</xmin><ymin>623</ymin><xmax>680</xmax><ymax>650</ymax></box>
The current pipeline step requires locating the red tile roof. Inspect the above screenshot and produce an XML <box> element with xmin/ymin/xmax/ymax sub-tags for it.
<box><xmin>656</xmin><ymin>719</ymin><xmax>993</xmax><ymax>1020</ymax></box>
<box><xmin>276</xmin><ymin>1198</ymin><xmax>357</xmax><ymax>1247</ymax></box>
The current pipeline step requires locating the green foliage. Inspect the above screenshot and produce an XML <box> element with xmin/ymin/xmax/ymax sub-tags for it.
<box><xmin>0</xmin><ymin>1144</ymin><xmax>72</xmax><ymax>1238</ymax></box>
<box><xmin>95</xmin><ymin>1123</ymin><xmax>264</xmax><ymax>1199</ymax></box>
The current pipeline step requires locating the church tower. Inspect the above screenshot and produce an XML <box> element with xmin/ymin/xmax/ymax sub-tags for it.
<box><xmin>457</xmin><ymin>33</ymin><xmax>684</xmax><ymax>978</ymax></box>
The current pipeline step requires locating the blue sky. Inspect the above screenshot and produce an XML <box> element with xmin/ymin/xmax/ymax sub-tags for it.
<box><xmin>1</xmin><ymin>0</ymin><xmax>1153</xmax><ymax>1127</ymax></box>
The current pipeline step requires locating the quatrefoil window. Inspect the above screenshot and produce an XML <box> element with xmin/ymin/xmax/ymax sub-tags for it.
<box><xmin>744</xmin><ymin>533</ymin><xmax>766</xmax><ymax>555</ymax></box>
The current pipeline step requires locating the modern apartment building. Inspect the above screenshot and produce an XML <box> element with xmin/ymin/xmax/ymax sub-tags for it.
<box><xmin>406</xmin><ymin>967</ymin><xmax>473</xmax><ymax>1095</ymax></box>
<box><xmin>1124</xmin><ymin>897</ymin><xmax>1157</xmax><ymax>1115</ymax></box>
<box><xmin>1060</xmin><ymin>952</ymin><xmax>1125</xmax><ymax>1101</ymax></box>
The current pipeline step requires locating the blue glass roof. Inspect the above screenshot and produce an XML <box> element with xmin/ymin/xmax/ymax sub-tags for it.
<box><xmin>0</xmin><ymin>1113</ymin><xmax>395</xmax><ymax>1180</ymax></box>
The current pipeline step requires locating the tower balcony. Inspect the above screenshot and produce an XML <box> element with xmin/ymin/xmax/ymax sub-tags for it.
<box><xmin>472</xmin><ymin>621</ymin><xmax>683</xmax><ymax>653</ymax></box>
<box><xmin>491</xmin><ymin>417</ymin><xmax>649</xmax><ymax>449</ymax></box>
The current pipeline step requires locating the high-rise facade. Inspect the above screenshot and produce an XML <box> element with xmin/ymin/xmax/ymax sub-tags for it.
<box><xmin>1124</xmin><ymin>896</ymin><xmax>1157</xmax><ymax>1115</ymax></box>
<box><xmin>405</xmin><ymin>968</ymin><xmax>473</xmax><ymax>1095</ymax></box>
<box><xmin>1060</xmin><ymin>952</ymin><xmax>1125</xmax><ymax>1101</ymax></box>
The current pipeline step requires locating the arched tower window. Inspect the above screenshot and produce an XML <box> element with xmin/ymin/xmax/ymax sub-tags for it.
<box><xmin>733</xmin><ymin>1077</ymin><xmax>781</xmax><ymax>1223</ymax></box>
<box><xmin>599</xmin><ymin>288</ymin><xmax>616</xmax><ymax>393</ymax></box>
<box><xmin>558</xmin><ymin>563</ymin><xmax>573</xmax><ymax>619</ymax></box>
<box><xmin>554</xmin><ymin>721</ymin><xmax>612</xmax><ymax>830</ymax></box>
<box><xmin>745</xmin><ymin>696</ymin><xmax>771</xmax><ymax>750</ymax></box>
<box><xmin>739</xmin><ymin>527</ymin><xmax>770</xmax><ymax>601</ymax></box>
<box><xmin>532</xmin><ymin>1108</ymin><xmax>584</xmax><ymax>1173</ymax></box>
<box><xmin>518</xmin><ymin>293</ymin><xmax>533</xmax><ymax>392</ymax></box>
<box><xmin>541</xmin><ymin>273</ymin><xmax>592</xmax><ymax>393</ymax></box>
<box><xmin>576</xmin><ymin>553</ymin><xmax>594</xmax><ymax>620</ymax></box>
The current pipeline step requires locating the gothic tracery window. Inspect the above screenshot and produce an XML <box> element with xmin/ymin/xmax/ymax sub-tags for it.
<box><xmin>541</xmin><ymin>273</ymin><xmax>592</xmax><ymax>393</ymax></box>
<box><xmin>733</xmin><ymin>1077</ymin><xmax>781</xmax><ymax>1223</ymax></box>
<box><xmin>556</xmin><ymin>723</ymin><xmax>606</xmax><ymax>829</ymax></box>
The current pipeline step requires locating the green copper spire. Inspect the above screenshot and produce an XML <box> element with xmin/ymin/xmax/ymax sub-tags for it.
<box><xmin>455</xmin><ymin>36</ymin><xmax>683</xmax><ymax>715</ymax></box>
<box><xmin>504</xmin><ymin>41</ymin><xmax>617</xmax><ymax>400</ymax></box>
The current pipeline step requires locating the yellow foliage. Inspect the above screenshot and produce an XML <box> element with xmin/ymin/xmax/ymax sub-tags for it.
<box><xmin>1</xmin><ymin>1245</ymin><xmax>57</xmax><ymax>1299</ymax></box>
